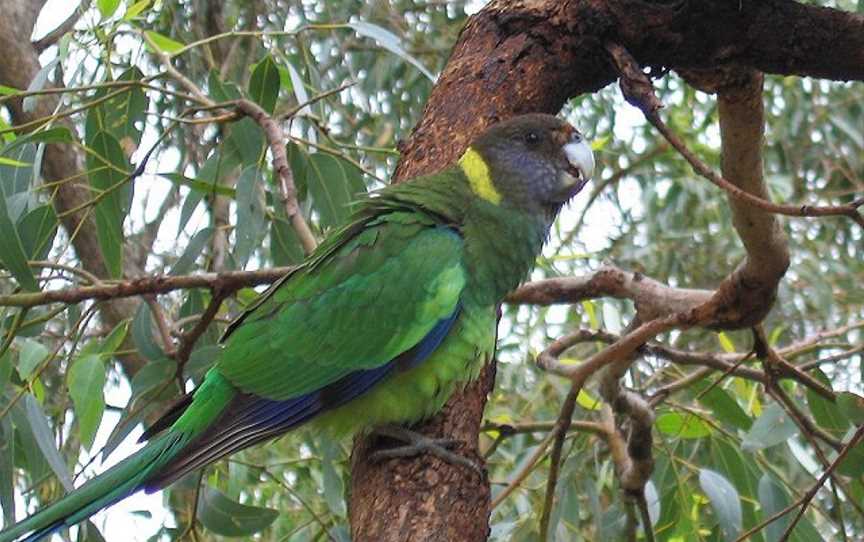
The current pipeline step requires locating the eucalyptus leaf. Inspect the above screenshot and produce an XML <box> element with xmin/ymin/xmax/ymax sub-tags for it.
<box><xmin>320</xmin><ymin>436</ymin><xmax>346</xmax><ymax>517</ymax></box>
<box><xmin>699</xmin><ymin>468</ymin><xmax>742</xmax><ymax>541</ymax></box>
<box><xmin>757</xmin><ymin>475</ymin><xmax>821</xmax><ymax>542</ymax></box>
<box><xmin>170</xmin><ymin>227</ymin><xmax>213</xmax><ymax>275</ymax></box>
<box><xmin>234</xmin><ymin>166</ymin><xmax>267</xmax><ymax>269</ymax></box>
<box><xmin>132</xmin><ymin>303</ymin><xmax>166</xmax><ymax>361</ymax></box>
<box><xmin>837</xmin><ymin>392</ymin><xmax>864</xmax><ymax>425</ymax></box>
<box><xmin>197</xmin><ymin>486</ymin><xmax>278</xmax><ymax>537</ymax></box>
<box><xmin>348</xmin><ymin>22</ymin><xmax>435</xmax><ymax>81</ymax></box>
<box><xmin>0</xmin><ymin>189</ymin><xmax>38</xmax><ymax>291</ymax></box>
<box><xmin>656</xmin><ymin>411</ymin><xmax>712</xmax><ymax>439</ymax></box>
<box><xmin>97</xmin><ymin>0</ymin><xmax>121</xmax><ymax>18</ymax></box>
<box><xmin>742</xmin><ymin>403</ymin><xmax>798</xmax><ymax>451</ymax></box>
<box><xmin>67</xmin><ymin>353</ymin><xmax>106</xmax><ymax>450</ymax></box>
<box><xmin>13</xmin><ymin>393</ymin><xmax>74</xmax><ymax>491</ymax></box>
<box><xmin>806</xmin><ymin>369</ymin><xmax>849</xmax><ymax>435</ymax></box>
<box><xmin>249</xmin><ymin>55</ymin><xmax>281</xmax><ymax>114</ymax></box>
<box><xmin>17</xmin><ymin>204</ymin><xmax>58</xmax><ymax>261</ymax></box>
<box><xmin>22</xmin><ymin>58</ymin><xmax>60</xmax><ymax>113</ymax></box>
<box><xmin>86</xmin><ymin>131</ymin><xmax>131</xmax><ymax>278</ymax></box>
<box><xmin>16</xmin><ymin>338</ymin><xmax>49</xmax><ymax>380</ymax></box>
<box><xmin>145</xmin><ymin>31</ymin><xmax>185</xmax><ymax>54</ymax></box>
<box><xmin>305</xmin><ymin>153</ymin><xmax>366</xmax><ymax>229</ymax></box>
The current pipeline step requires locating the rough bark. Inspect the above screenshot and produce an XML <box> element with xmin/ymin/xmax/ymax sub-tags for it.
<box><xmin>349</xmin><ymin>1</ymin><xmax>864</xmax><ymax>540</ymax></box>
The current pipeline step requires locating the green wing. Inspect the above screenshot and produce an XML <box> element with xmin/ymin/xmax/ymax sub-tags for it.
<box><xmin>216</xmin><ymin>212</ymin><xmax>466</xmax><ymax>401</ymax></box>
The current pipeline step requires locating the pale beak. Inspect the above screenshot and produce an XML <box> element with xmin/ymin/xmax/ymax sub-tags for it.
<box><xmin>562</xmin><ymin>134</ymin><xmax>594</xmax><ymax>191</ymax></box>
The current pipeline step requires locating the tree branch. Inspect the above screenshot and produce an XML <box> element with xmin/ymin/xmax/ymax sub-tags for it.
<box><xmin>0</xmin><ymin>267</ymin><xmax>292</xmax><ymax>308</ymax></box>
<box><xmin>604</xmin><ymin>42</ymin><xmax>864</xmax><ymax>229</ymax></box>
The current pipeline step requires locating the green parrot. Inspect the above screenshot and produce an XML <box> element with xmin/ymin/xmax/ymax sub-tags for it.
<box><xmin>0</xmin><ymin>113</ymin><xmax>594</xmax><ymax>541</ymax></box>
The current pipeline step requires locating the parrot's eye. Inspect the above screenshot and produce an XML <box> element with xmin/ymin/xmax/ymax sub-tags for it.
<box><xmin>524</xmin><ymin>131</ymin><xmax>540</xmax><ymax>145</ymax></box>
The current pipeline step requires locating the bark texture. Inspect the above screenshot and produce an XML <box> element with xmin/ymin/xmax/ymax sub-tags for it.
<box><xmin>349</xmin><ymin>1</ymin><xmax>864</xmax><ymax>540</ymax></box>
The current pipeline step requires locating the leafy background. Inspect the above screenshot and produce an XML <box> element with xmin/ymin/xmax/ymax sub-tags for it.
<box><xmin>0</xmin><ymin>0</ymin><xmax>862</xmax><ymax>540</ymax></box>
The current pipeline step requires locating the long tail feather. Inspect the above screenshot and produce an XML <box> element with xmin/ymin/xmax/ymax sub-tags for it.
<box><xmin>0</xmin><ymin>433</ymin><xmax>189</xmax><ymax>542</ymax></box>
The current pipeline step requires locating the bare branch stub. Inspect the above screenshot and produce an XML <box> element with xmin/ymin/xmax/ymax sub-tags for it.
<box><xmin>603</xmin><ymin>42</ymin><xmax>663</xmax><ymax>116</ymax></box>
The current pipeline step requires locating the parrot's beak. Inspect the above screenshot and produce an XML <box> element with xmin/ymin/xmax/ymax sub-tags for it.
<box><xmin>556</xmin><ymin>130</ymin><xmax>594</xmax><ymax>201</ymax></box>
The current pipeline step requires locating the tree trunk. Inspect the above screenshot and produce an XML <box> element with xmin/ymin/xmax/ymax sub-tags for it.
<box><xmin>347</xmin><ymin>0</ymin><xmax>864</xmax><ymax>540</ymax></box>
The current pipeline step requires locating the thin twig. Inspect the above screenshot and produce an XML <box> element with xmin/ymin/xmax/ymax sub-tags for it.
<box><xmin>234</xmin><ymin>99</ymin><xmax>317</xmax><ymax>253</ymax></box>
<box><xmin>489</xmin><ymin>430</ymin><xmax>557</xmax><ymax>510</ymax></box>
<box><xmin>145</xmin><ymin>295</ymin><xmax>176</xmax><ymax>356</ymax></box>
<box><xmin>603</xmin><ymin>41</ymin><xmax>864</xmax><ymax>228</ymax></box>
<box><xmin>538</xmin><ymin>386</ymin><xmax>580</xmax><ymax>541</ymax></box>
<box><xmin>278</xmin><ymin>80</ymin><xmax>356</xmax><ymax>120</ymax></box>
<box><xmin>175</xmin><ymin>290</ymin><xmax>227</xmax><ymax>382</ymax></box>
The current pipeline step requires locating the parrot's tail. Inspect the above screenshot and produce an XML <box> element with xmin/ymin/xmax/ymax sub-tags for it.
<box><xmin>0</xmin><ymin>433</ymin><xmax>190</xmax><ymax>542</ymax></box>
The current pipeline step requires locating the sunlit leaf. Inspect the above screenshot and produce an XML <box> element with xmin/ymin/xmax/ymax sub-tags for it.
<box><xmin>717</xmin><ymin>332</ymin><xmax>736</xmax><ymax>353</ymax></box>
<box><xmin>144</xmin><ymin>30</ymin><xmax>185</xmax><ymax>55</ymax></box>
<box><xmin>349</xmin><ymin>22</ymin><xmax>435</xmax><ymax>82</ymax></box>
<box><xmin>0</xmin><ymin>157</ymin><xmax>28</xmax><ymax>167</ymax></box>
<box><xmin>97</xmin><ymin>0</ymin><xmax>121</xmax><ymax>17</ymax></box>
<box><xmin>124</xmin><ymin>0</ymin><xmax>151</xmax><ymax>19</ymax></box>
<box><xmin>656</xmin><ymin>411</ymin><xmax>712</xmax><ymax>439</ymax></box>
<box><xmin>576</xmin><ymin>388</ymin><xmax>602</xmax><ymax>411</ymax></box>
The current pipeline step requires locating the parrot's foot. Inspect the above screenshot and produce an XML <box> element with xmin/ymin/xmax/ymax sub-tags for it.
<box><xmin>368</xmin><ymin>425</ymin><xmax>483</xmax><ymax>475</ymax></box>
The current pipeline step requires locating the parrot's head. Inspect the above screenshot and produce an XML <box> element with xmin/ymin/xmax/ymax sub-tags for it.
<box><xmin>458</xmin><ymin>114</ymin><xmax>595</xmax><ymax>216</ymax></box>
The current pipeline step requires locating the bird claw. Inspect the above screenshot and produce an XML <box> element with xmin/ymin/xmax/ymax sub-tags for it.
<box><xmin>368</xmin><ymin>425</ymin><xmax>483</xmax><ymax>475</ymax></box>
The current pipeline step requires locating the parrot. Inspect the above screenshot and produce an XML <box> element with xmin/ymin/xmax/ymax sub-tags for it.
<box><xmin>0</xmin><ymin>113</ymin><xmax>595</xmax><ymax>541</ymax></box>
